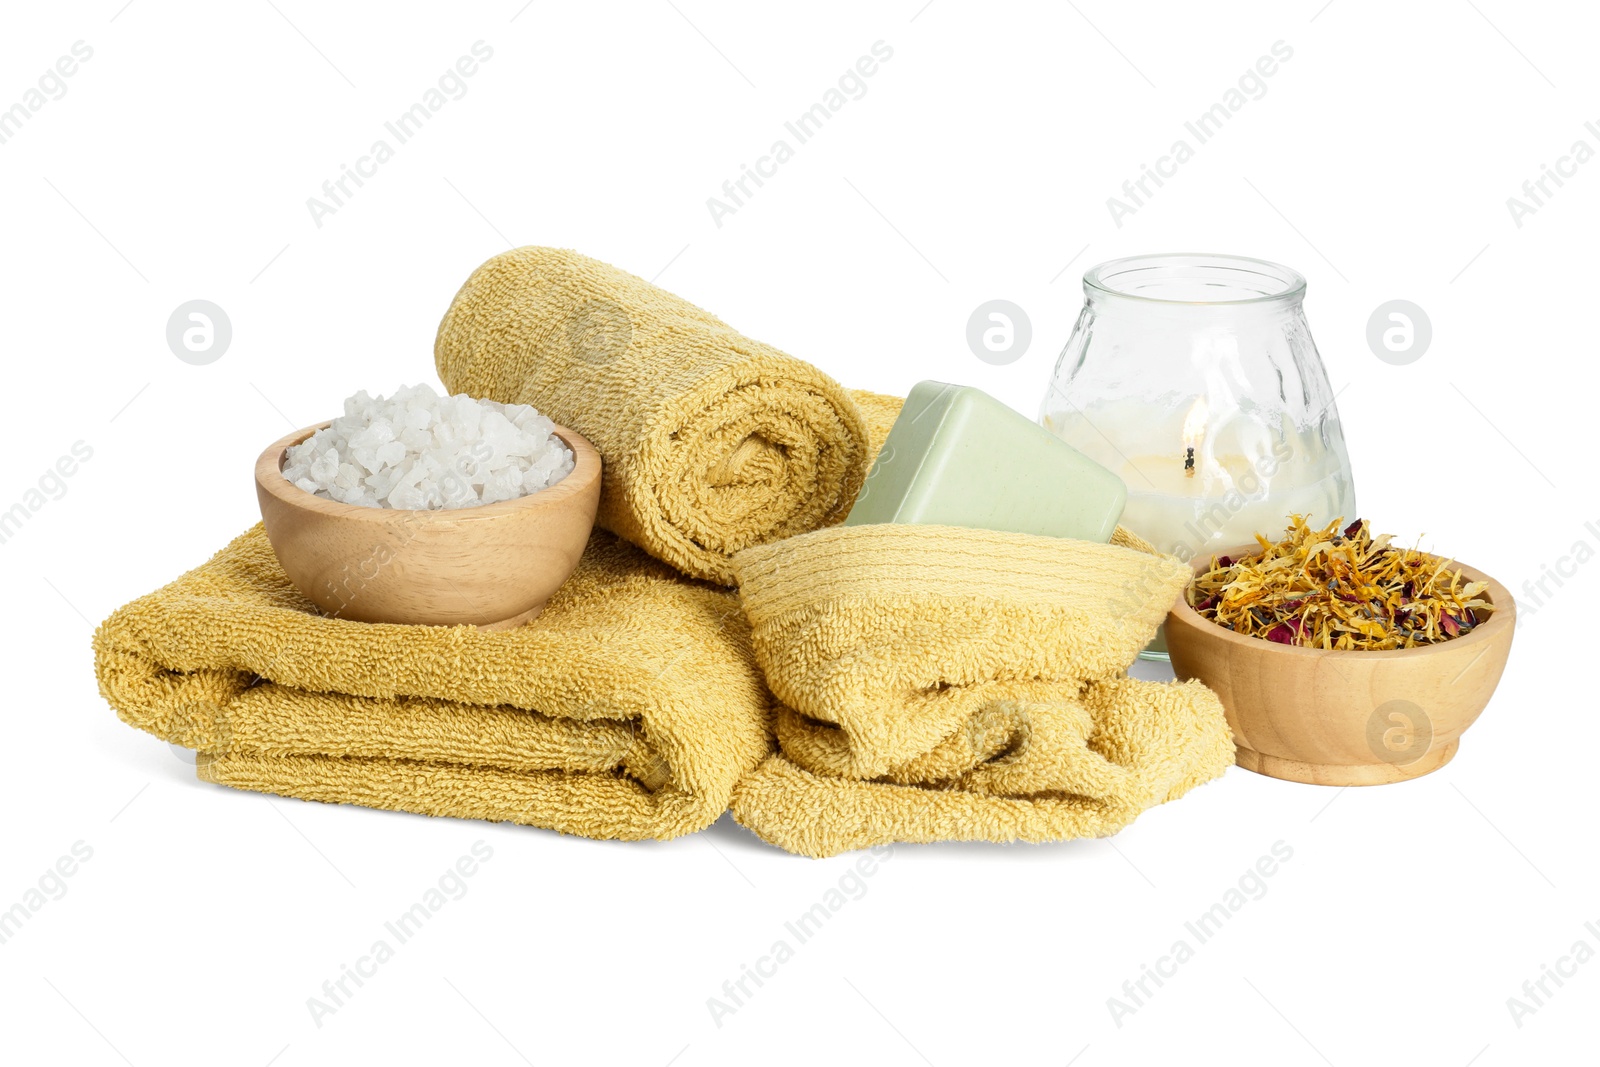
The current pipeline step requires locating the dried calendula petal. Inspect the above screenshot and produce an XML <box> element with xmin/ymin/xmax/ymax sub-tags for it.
<box><xmin>1186</xmin><ymin>515</ymin><xmax>1493</xmax><ymax>650</ymax></box>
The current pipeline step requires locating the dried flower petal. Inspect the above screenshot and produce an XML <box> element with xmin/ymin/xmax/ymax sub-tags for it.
<box><xmin>1186</xmin><ymin>515</ymin><xmax>1492</xmax><ymax>650</ymax></box>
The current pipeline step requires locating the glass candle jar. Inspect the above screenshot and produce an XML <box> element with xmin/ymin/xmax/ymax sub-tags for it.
<box><xmin>1039</xmin><ymin>253</ymin><xmax>1357</xmax><ymax>658</ymax></box>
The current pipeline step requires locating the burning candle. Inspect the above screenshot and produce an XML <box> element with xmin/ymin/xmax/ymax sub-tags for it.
<box><xmin>1045</xmin><ymin>396</ymin><xmax>1355</xmax><ymax>654</ymax></box>
<box><xmin>1039</xmin><ymin>253</ymin><xmax>1358</xmax><ymax>659</ymax></box>
<box><xmin>1047</xmin><ymin>396</ymin><xmax>1351</xmax><ymax>559</ymax></box>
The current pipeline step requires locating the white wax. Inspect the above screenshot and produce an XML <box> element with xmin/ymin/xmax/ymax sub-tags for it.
<box><xmin>1044</xmin><ymin>400</ymin><xmax>1356</xmax><ymax>562</ymax></box>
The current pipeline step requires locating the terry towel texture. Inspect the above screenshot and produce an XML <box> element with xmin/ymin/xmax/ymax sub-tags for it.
<box><xmin>435</xmin><ymin>246</ymin><xmax>881</xmax><ymax>585</ymax></box>
<box><xmin>727</xmin><ymin>524</ymin><xmax>1236</xmax><ymax>857</ymax></box>
<box><xmin>94</xmin><ymin>526</ymin><xmax>771</xmax><ymax>841</ymax></box>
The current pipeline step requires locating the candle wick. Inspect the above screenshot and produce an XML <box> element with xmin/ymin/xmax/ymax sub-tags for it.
<box><xmin>1185</xmin><ymin>446</ymin><xmax>1195</xmax><ymax>477</ymax></box>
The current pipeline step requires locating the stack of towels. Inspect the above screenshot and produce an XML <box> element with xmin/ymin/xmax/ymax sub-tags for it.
<box><xmin>94</xmin><ymin>247</ymin><xmax>1232</xmax><ymax>857</ymax></box>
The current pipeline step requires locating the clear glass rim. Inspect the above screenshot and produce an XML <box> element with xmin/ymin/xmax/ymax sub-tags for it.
<box><xmin>1084</xmin><ymin>253</ymin><xmax>1307</xmax><ymax>307</ymax></box>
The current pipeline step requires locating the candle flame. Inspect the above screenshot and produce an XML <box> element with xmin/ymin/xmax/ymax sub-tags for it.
<box><xmin>1181</xmin><ymin>397</ymin><xmax>1208</xmax><ymax>449</ymax></box>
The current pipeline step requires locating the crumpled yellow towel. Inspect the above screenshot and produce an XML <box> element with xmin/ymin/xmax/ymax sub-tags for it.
<box><xmin>727</xmin><ymin>523</ymin><xmax>1235</xmax><ymax>857</ymax></box>
<box><xmin>434</xmin><ymin>246</ymin><xmax>877</xmax><ymax>585</ymax></box>
<box><xmin>93</xmin><ymin>526</ymin><xmax>772</xmax><ymax>841</ymax></box>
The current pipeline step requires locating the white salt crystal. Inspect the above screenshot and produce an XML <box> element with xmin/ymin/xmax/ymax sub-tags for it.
<box><xmin>283</xmin><ymin>384</ymin><xmax>575</xmax><ymax>510</ymax></box>
<box><xmin>374</xmin><ymin>441</ymin><xmax>407</xmax><ymax>468</ymax></box>
<box><xmin>482</xmin><ymin>468</ymin><xmax>523</xmax><ymax>504</ymax></box>
<box><xmin>309</xmin><ymin>449</ymin><xmax>339</xmax><ymax>484</ymax></box>
<box><xmin>388</xmin><ymin>484</ymin><xmax>425</xmax><ymax>510</ymax></box>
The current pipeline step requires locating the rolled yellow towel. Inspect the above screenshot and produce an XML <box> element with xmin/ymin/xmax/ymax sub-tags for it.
<box><xmin>727</xmin><ymin>523</ymin><xmax>1235</xmax><ymax>857</ymax></box>
<box><xmin>434</xmin><ymin>247</ymin><xmax>873</xmax><ymax>584</ymax></box>
<box><xmin>94</xmin><ymin>526</ymin><xmax>773</xmax><ymax>841</ymax></box>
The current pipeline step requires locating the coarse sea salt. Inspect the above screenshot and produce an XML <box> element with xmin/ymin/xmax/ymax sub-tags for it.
<box><xmin>282</xmin><ymin>384</ymin><xmax>576</xmax><ymax>510</ymax></box>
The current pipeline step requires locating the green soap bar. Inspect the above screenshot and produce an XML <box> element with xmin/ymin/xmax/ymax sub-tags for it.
<box><xmin>845</xmin><ymin>381</ymin><xmax>1126</xmax><ymax>542</ymax></box>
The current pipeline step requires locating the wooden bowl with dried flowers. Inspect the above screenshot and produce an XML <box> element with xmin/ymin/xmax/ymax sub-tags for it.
<box><xmin>1165</xmin><ymin>518</ymin><xmax>1515</xmax><ymax>786</ymax></box>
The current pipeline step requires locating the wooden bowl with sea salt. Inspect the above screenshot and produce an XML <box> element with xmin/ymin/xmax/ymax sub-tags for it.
<box><xmin>255</xmin><ymin>421</ymin><xmax>601</xmax><ymax>629</ymax></box>
<box><xmin>1165</xmin><ymin>546</ymin><xmax>1515</xmax><ymax>786</ymax></box>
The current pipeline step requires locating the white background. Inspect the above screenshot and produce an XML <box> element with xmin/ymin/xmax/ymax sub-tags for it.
<box><xmin>2</xmin><ymin>1</ymin><xmax>1594</xmax><ymax>1064</ymax></box>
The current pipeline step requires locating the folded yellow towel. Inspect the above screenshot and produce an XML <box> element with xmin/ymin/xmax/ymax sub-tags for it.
<box><xmin>434</xmin><ymin>246</ymin><xmax>876</xmax><ymax>585</ymax></box>
<box><xmin>94</xmin><ymin>526</ymin><xmax>772</xmax><ymax>841</ymax></box>
<box><xmin>727</xmin><ymin>523</ymin><xmax>1235</xmax><ymax>857</ymax></box>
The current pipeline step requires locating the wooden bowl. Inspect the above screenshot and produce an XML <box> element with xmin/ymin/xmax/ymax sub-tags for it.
<box><xmin>255</xmin><ymin>422</ymin><xmax>601</xmax><ymax>629</ymax></box>
<box><xmin>1165</xmin><ymin>546</ymin><xmax>1515</xmax><ymax>786</ymax></box>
